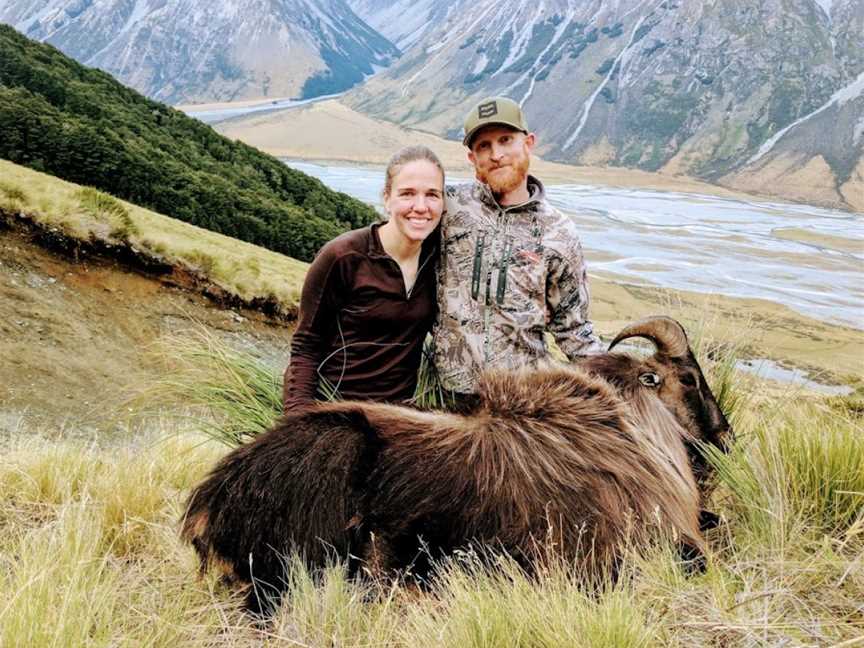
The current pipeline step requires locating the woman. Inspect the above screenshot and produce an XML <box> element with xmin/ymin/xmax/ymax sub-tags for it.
<box><xmin>282</xmin><ymin>146</ymin><xmax>445</xmax><ymax>411</ymax></box>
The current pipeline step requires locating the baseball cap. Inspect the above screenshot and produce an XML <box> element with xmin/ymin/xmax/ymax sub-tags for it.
<box><xmin>462</xmin><ymin>96</ymin><xmax>529</xmax><ymax>147</ymax></box>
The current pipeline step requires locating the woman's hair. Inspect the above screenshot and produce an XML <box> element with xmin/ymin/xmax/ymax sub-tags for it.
<box><xmin>383</xmin><ymin>145</ymin><xmax>445</xmax><ymax>198</ymax></box>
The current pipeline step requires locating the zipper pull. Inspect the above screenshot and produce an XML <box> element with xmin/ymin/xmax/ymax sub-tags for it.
<box><xmin>496</xmin><ymin>239</ymin><xmax>513</xmax><ymax>304</ymax></box>
<box><xmin>471</xmin><ymin>233</ymin><xmax>485</xmax><ymax>301</ymax></box>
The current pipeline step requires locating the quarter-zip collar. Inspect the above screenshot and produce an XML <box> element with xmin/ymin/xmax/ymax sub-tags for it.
<box><xmin>472</xmin><ymin>175</ymin><xmax>546</xmax><ymax>213</ymax></box>
<box><xmin>367</xmin><ymin>221</ymin><xmax>439</xmax><ymax>264</ymax></box>
<box><xmin>368</xmin><ymin>221</ymin><xmax>439</xmax><ymax>299</ymax></box>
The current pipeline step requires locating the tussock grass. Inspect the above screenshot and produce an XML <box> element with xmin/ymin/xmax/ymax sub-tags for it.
<box><xmin>0</xmin><ymin>430</ymin><xmax>250</xmax><ymax>647</ymax></box>
<box><xmin>404</xmin><ymin>554</ymin><xmax>661</xmax><ymax>648</ymax></box>
<box><xmin>268</xmin><ymin>557</ymin><xmax>405</xmax><ymax>645</ymax></box>
<box><xmin>709</xmin><ymin>402</ymin><xmax>864</xmax><ymax>546</ymax></box>
<box><xmin>4</xmin><ymin>333</ymin><xmax>862</xmax><ymax>645</ymax></box>
<box><xmin>140</xmin><ymin>326</ymin><xmax>283</xmax><ymax>445</ymax></box>
<box><xmin>75</xmin><ymin>186</ymin><xmax>140</xmax><ymax>241</ymax></box>
<box><xmin>0</xmin><ymin>179</ymin><xmax>28</xmax><ymax>206</ymax></box>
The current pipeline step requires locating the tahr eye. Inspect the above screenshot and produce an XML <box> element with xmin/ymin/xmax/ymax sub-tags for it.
<box><xmin>638</xmin><ymin>372</ymin><xmax>661</xmax><ymax>388</ymax></box>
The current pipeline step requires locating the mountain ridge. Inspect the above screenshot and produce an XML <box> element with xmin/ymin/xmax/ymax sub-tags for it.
<box><xmin>2</xmin><ymin>0</ymin><xmax>861</xmax><ymax>210</ymax></box>
<box><xmin>0</xmin><ymin>0</ymin><xmax>399</xmax><ymax>103</ymax></box>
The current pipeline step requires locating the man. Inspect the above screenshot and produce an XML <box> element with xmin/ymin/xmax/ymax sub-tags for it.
<box><xmin>433</xmin><ymin>96</ymin><xmax>603</xmax><ymax>399</ymax></box>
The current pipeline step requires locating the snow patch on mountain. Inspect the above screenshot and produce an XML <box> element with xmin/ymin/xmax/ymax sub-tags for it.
<box><xmin>749</xmin><ymin>70</ymin><xmax>864</xmax><ymax>164</ymax></box>
<box><xmin>121</xmin><ymin>0</ymin><xmax>150</xmax><ymax>33</ymax></box>
<box><xmin>812</xmin><ymin>0</ymin><xmax>834</xmax><ymax>21</ymax></box>
<box><xmin>500</xmin><ymin>3</ymin><xmax>549</xmax><ymax>70</ymax></box>
<box><xmin>564</xmin><ymin>0</ymin><xmax>659</xmax><ymax>149</ymax></box>
<box><xmin>507</xmin><ymin>12</ymin><xmax>580</xmax><ymax>104</ymax></box>
<box><xmin>346</xmin><ymin>0</ymin><xmax>443</xmax><ymax>51</ymax></box>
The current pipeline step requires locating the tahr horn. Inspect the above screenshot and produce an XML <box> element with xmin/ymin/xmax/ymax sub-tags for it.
<box><xmin>608</xmin><ymin>316</ymin><xmax>689</xmax><ymax>358</ymax></box>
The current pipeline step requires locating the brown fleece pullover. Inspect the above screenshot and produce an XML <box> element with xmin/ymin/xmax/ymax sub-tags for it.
<box><xmin>282</xmin><ymin>222</ymin><xmax>437</xmax><ymax>412</ymax></box>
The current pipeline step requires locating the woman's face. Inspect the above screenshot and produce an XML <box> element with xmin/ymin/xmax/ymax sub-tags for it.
<box><xmin>383</xmin><ymin>159</ymin><xmax>444</xmax><ymax>243</ymax></box>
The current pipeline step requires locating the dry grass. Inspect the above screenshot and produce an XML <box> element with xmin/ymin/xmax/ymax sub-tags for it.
<box><xmin>0</xmin><ymin>159</ymin><xmax>308</xmax><ymax>305</ymax></box>
<box><xmin>1</xmin><ymin>379</ymin><xmax>862</xmax><ymax>646</ymax></box>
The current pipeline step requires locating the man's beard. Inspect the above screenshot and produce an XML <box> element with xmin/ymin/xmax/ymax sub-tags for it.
<box><xmin>476</xmin><ymin>149</ymin><xmax>530</xmax><ymax>196</ymax></box>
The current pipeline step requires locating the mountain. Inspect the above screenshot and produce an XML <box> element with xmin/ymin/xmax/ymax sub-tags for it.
<box><xmin>345</xmin><ymin>0</ymin><xmax>864</xmax><ymax>211</ymax></box>
<box><xmin>0</xmin><ymin>25</ymin><xmax>378</xmax><ymax>261</ymax></box>
<box><xmin>4</xmin><ymin>0</ymin><xmax>860</xmax><ymax>209</ymax></box>
<box><xmin>0</xmin><ymin>0</ymin><xmax>399</xmax><ymax>104</ymax></box>
<box><xmin>719</xmin><ymin>69</ymin><xmax>864</xmax><ymax>211</ymax></box>
<box><xmin>346</xmin><ymin>0</ymin><xmax>454</xmax><ymax>51</ymax></box>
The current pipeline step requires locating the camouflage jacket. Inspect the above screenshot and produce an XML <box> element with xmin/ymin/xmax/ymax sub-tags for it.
<box><xmin>432</xmin><ymin>176</ymin><xmax>603</xmax><ymax>394</ymax></box>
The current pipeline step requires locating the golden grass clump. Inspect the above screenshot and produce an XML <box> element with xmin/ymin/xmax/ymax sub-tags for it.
<box><xmin>139</xmin><ymin>326</ymin><xmax>284</xmax><ymax>445</ymax></box>
<box><xmin>709</xmin><ymin>400</ymin><xmax>864</xmax><ymax>547</ymax></box>
<box><xmin>74</xmin><ymin>186</ymin><xmax>140</xmax><ymax>241</ymax></box>
<box><xmin>0</xmin><ymin>431</ymin><xmax>257</xmax><ymax>647</ymax></box>
<box><xmin>0</xmin><ymin>180</ymin><xmax>29</xmax><ymax>208</ymax></box>
<box><xmin>403</xmin><ymin>554</ymin><xmax>660</xmax><ymax>648</ymax></box>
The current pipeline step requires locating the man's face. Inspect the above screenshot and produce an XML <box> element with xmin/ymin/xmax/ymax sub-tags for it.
<box><xmin>468</xmin><ymin>126</ymin><xmax>535</xmax><ymax>196</ymax></box>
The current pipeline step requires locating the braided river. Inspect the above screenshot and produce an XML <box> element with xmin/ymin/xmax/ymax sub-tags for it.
<box><xmin>286</xmin><ymin>160</ymin><xmax>863</xmax><ymax>332</ymax></box>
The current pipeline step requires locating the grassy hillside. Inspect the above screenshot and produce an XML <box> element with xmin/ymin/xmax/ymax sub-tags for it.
<box><xmin>0</xmin><ymin>24</ymin><xmax>377</xmax><ymax>262</ymax></box>
<box><xmin>0</xmin><ymin>159</ymin><xmax>309</xmax><ymax>308</ymax></box>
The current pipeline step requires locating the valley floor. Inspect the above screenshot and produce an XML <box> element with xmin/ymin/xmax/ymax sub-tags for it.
<box><xmin>209</xmin><ymin>99</ymin><xmax>862</xmax><ymax>213</ymax></box>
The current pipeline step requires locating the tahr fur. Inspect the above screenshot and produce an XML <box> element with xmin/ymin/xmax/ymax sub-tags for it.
<box><xmin>183</xmin><ymin>315</ymin><xmax>733</xmax><ymax>616</ymax></box>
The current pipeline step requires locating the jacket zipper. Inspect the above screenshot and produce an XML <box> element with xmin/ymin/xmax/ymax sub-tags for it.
<box><xmin>406</xmin><ymin>250</ymin><xmax>433</xmax><ymax>299</ymax></box>
<box><xmin>482</xmin><ymin>209</ymin><xmax>513</xmax><ymax>361</ymax></box>
<box><xmin>471</xmin><ymin>232</ymin><xmax>485</xmax><ymax>300</ymax></box>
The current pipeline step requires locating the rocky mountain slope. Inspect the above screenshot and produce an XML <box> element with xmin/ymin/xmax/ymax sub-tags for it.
<box><xmin>346</xmin><ymin>0</ymin><xmax>455</xmax><ymax>51</ymax></box>
<box><xmin>0</xmin><ymin>0</ymin><xmax>398</xmax><ymax>104</ymax></box>
<box><xmin>346</xmin><ymin>0</ymin><xmax>863</xmax><ymax>211</ymax></box>
<box><xmin>719</xmin><ymin>70</ymin><xmax>864</xmax><ymax>211</ymax></box>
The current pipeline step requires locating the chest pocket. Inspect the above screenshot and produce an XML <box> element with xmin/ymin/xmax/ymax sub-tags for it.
<box><xmin>447</xmin><ymin>228</ymin><xmax>499</xmax><ymax>304</ymax></box>
<box><xmin>499</xmin><ymin>241</ymin><xmax>545</xmax><ymax>311</ymax></box>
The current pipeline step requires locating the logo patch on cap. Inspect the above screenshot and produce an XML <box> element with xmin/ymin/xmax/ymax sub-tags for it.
<box><xmin>478</xmin><ymin>101</ymin><xmax>498</xmax><ymax>119</ymax></box>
